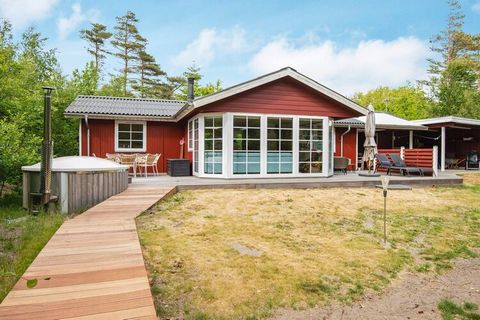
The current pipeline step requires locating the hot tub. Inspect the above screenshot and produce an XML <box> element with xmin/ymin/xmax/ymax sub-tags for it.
<box><xmin>22</xmin><ymin>156</ymin><xmax>129</xmax><ymax>214</ymax></box>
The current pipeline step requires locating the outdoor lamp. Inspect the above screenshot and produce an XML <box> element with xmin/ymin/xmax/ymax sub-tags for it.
<box><xmin>380</xmin><ymin>175</ymin><xmax>390</xmax><ymax>245</ymax></box>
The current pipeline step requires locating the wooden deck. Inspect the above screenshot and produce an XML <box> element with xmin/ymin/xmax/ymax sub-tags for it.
<box><xmin>0</xmin><ymin>185</ymin><xmax>175</xmax><ymax>320</ymax></box>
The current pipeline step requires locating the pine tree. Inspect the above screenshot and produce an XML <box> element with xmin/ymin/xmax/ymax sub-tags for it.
<box><xmin>111</xmin><ymin>11</ymin><xmax>145</xmax><ymax>95</ymax></box>
<box><xmin>132</xmin><ymin>50</ymin><xmax>166</xmax><ymax>98</ymax></box>
<box><xmin>80</xmin><ymin>23</ymin><xmax>112</xmax><ymax>74</ymax></box>
<box><xmin>422</xmin><ymin>0</ymin><xmax>465</xmax><ymax>94</ymax></box>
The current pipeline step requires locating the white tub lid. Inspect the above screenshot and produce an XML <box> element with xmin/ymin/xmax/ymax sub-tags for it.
<box><xmin>22</xmin><ymin>156</ymin><xmax>129</xmax><ymax>172</ymax></box>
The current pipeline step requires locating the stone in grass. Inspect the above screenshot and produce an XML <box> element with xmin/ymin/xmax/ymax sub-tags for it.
<box><xmin>231</xmin><ymin>243</ymin><xmax>262</xmax><ymax>257</ymax></box>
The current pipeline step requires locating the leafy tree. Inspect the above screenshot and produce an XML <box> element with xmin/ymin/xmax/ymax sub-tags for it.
<box><xmin>352</xmin><ymin>85</ymin><xmax>433</xmax><ymax>120</ymax></box>
<box><xmin>80</xmin><ymin>23</ymin><xmax>112</xmax><ymax>74</ymax></box>
<box><xmin>110</xmin><ymin>11</ymin><xmax>145</xmax><ymax>95</ymax></box>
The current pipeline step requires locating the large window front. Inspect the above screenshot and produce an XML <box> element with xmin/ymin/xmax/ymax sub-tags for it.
<box><xmin>233</xmin><ymin>116</ymin><xmax>261</xmax><ymax>174</ymax></box>
<box><xmin>299</xmin><ymin>118</ymin><xmax>323</xmax><ymax>173</ymax></box>
<box><xmin>204</xmin><ymin>116</ymin><xmax>223</xmax><ymax>174</ymax></box>
<box><xmin>189</xmin><ymin>114</ymin><xmax>331</xmax><ymax>178</ymax></box>
<box><xmin>267</xmin><ymin>117</ymin><xmax>293</xmax><ymax>174</ymax></box>
<box><xmin>115</xmin><ymin>122</ymin><xmax>146</xmax><ymax>152</ymax></box>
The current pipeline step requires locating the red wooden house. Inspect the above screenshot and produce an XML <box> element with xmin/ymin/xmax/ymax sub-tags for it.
<box><xmin>65</xmin><ymin>67</ymin><xmax>369</xmax><ymax>178</ymax></box>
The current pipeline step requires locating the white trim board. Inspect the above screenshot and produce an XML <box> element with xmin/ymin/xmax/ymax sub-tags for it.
<box><xmin>412</xmin><ymin>116</ymin><xmax>480</xmax><ymax>127</ymax></box>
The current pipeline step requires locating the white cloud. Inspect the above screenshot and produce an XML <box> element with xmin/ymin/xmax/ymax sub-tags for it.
<box><xmin>473</xmin><ymin>2</ymin><xmax>480</xmax><ymax>13</ymax></box>
<box><xmin>0</xmin><ymin>0</ymin><xmax>59</xmax><ymax>28</ymax></box>
<box><xmin>57</xmin><ymin>3</ymin><xmax>94</xmax><ymax>40</ymax></box>
<box><xmin>249</xmin><ymin>36</ymin><xmax>429</xmax><ymax>95</ymax></box>
<box><xmin>173</xmin><ymin>26</ymin><xmax>247</xmax><ymax>67</ymax></box>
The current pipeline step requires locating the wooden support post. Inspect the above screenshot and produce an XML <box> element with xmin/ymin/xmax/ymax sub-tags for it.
<box><xmin>409</xmin><ymin>131</ymin><xmax>413</xmax><ymax>149</ymax></box>
<box><xmin>441</xmin><ymin>127</ymin><xmax>446</xmax><ymax>171</ymax></box>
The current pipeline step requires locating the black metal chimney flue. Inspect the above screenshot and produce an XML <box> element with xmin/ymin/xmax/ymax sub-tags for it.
<box><xmin>187</xmin><ymin>77</ymin><xmax>195</xmax><ymax>102</ymax></box>
<box><xmin>40</xmin><ymin>86</ymin><xmax>55</xmax><ymax>207</ymax></box>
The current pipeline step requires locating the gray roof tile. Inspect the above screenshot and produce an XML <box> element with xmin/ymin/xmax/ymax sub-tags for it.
<box><xmin>64</xmin><ymin>96</ymin><xmax>188</xmax><ymax>118</ymax></box>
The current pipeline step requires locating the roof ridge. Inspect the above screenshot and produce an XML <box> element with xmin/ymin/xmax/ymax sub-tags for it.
<box><xmin>76</xmin><ymin>95</ymin><xmax>187</xmax><ymax>104</ymax></box>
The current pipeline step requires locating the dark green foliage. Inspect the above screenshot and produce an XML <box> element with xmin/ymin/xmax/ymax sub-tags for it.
<box><xmin>80</xmin><ymin>22</ymin><xmax>112</xmax><ymax>74</ymax></box>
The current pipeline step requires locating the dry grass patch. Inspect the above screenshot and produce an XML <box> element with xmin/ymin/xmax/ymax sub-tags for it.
<box><xmin>137</xmin><ymin>175</ymin><xmax>480</xmax><ymax>320</ymax></box>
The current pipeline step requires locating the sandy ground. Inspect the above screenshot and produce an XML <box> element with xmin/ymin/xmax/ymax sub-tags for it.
<box><xmin>271</xmin><ymin>257</ymin><xmax>480</xmax><ymax>320</ymax></box>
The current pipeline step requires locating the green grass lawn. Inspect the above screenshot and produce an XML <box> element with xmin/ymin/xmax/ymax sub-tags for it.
<box><xmin>0</xmin><ymin>194</ymin><xmax>64</xmax><ymax>302</ymax></box>
<box><xmin>137</xmin><ymin>173</ymin><xmax>480</xmax><ymax>320</ymax></box>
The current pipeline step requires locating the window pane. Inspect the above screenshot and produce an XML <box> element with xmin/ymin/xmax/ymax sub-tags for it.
<box><xmin>205</xmin><ymin>162</ymin><xmax>213</xmax><ymax>174</ymax></box>
<box><xmin>299</xmin><ymin>130</ymin><xmax>310</xmax><ymax>140</ymax></box>
<box><xmin>311</xmin><ymin>151</ymin><xmax>322</xmax><ymax>161</ymax></box>
<box><xmin>267</xmin><ymin>162</ymin><xmax>279</xmax><ymax>173</ymax></box>
<box><xmin>248</xmin><ymin>139</ymin><xmax>260</xmax><ymax>150</ymax></box>
<box><xmin>204</xmin><ymin>129</ymin><xmax>213</xmax><ymax>139</ymax></box>
<box><xmin>281</xmin><ymin>118</ymin><xmax>293</xmax><ymax>128</ymax></box>
<box><xmin>213</xmin><ymin>117</ymin><xmax>222</xmax><ymax>127</ymax></box>
<box><xmin>118</xmin><ymin>123</ymin><xmax>130</xmax><ymax>131</ymax></box>
<box><xmin>131</xmin><ymin>124</ymin><xmax>143</xmax><ymax>132</ymax></box>
<box><xmin>131</xmin><ymin>140</ymin><xmax>143</xmax><ymax>148</ymax></box>
<box><xmin>233</xmin><ymin>162</ymin><xmax>246</xmax><ymax>174</ymax></box>
<box><xmin>233</xmin><ymin>152</ymin><xmax>247</xmax><ymax>163</ymax></box>
<box><xmin>234</xmin><ymin>116</ymin><xmax>246</xmax><ymax>127</ymax></box>
<box><xmin>234</xmin><ymin>139</ymin><xmax>246</xmax><ymax>151</ymax></box>
<box><xmin>281</xmin><ymin>141</ymin><xmax>292</xmax><ymax>150</ymax></box>
<box><xmin>214</xmin><ymin>140</ymin><xmax>222</xmax><ymax>150</ymax></box>
<box><xmin>312</xmin><ymin>140</ymin><xmax>322</xmax><ymax>151</ymax></box>
<box><xmin>267</xmin><ymin>152</ymin><xmax>280</xmax><ymax>162</ymax></box>
<box><xmin>214</xmin><ymin>163</ymin><xmax>222</xmax><ymax>174</ymax></box>
<box><xmin>281</xmin><ymin>129</ymin><xmax>292</xmax><ymax>140</ymax></box>
<box><xmin>299</xmin><ymin>162</ymin><xmax>310</xmax><ymax>173</ymax></box>
<box><xmin>248</xmin><ymin>117</ymin><xmax>261</xmax><ymax>128</ymax></box>
<box><xmin>204</xmin><ymin>117</ymin><xmax>214</xmax><ymax>127</ymax></box>
<box><xmin>312</xmin><ymin>130</ymin><xmax>323</xmax><ymax>140</ymax></box>
<box><xmin>204</xmin><ymin>151</ymin><xmax>214</xmax><ymax>162</ymax></box>
<box><xmin>267</xmin><ymin>140</ymin><xmax>279</xmax><ymax>151</ymax></box>
<box><xmin>204</xmin><ymin>140</ymin><xmax>213</xmax><ymax>150</ymax></box>
<box><xmin>118</xmin><ymin>140</ymin><xmax>130</xmax><ymax>149</ymax></box>
<box><xmin>214</xmin><ymin>128</ymin><xmax>222</xmax><ymax>139</ymax></box>
<box><xmin>118</xmin><ymin>132</ymin><xmax>130</xmax><ymax>140</ymax></box>
<box><xmin>234</xmin><ymin>128</ymin><xmax>247</xmax><ymax>139</ymax></box>
<box><xmin>213</xmin><ymin>151</ymin><xmax>223</xmax><ymax>162</ymax></box>
<box><xmin>248</xmin><ymin>128</ymin><xmax>260</xmax><ymax>139</ymax></box>
<box><xmin>267</xmin><ymin>118</ymin><xmax>280</xmax><ymax>128</ymax></box>
<box><xmin>280</xmin><ymin>162</ymin><xmax>292</xmax><ymax>173</ymax></box>
<box><xmin>299</xmin><ymin>141</ymin><xmax>310</xmax><ymax>151</ymax></box>
<box><xmin>267</xmin><ymin>129</ymin><xmax>279</xmax><ymax>139</ymax></box>
<box><xmin>312</xmin><ymin>119</ymin><xmax>323</xmax><ymax>129</ymax></box>
<box><xmin>131</xmin><ymin>132</ymin><xmax>143</xmax><ymax>140</ymax></box>
<box><xmin>247</xmin><ymin>152</ymin><xmax>261</xmax><ymax>163</ymax></box>
<box><xmin>280</xmin><ymin>152</ymin><xmax>293</xmax><ymax>162</ymax></box>
<box><xmin>311</xmin><ymin>162</ymin><xmax>322</xmax><ymax>173</ymax></box>
<box><xmin>247</xmin><ymin>163</ymin><xmax>260</xmax><ymax>174</ymax></box>
<box><xmin>299</xmin><ymin>119</ymin><xmax>310</xmax><ymax>129</ymax></box>
<box><xmin>299</xmin><ymin>152</ymin><xmax>311</xmax><ymax>162</ymax></box>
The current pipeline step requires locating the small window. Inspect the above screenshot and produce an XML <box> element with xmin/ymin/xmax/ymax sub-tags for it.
<box><xmin>188</xmin><ymin>119</ymin><xmax>194</xmax><ymax>151</ymax></box>
<box><xmin>115</xmin><ymin>122</ymin><xmax>146</xmax><ymax>152</ymax></box>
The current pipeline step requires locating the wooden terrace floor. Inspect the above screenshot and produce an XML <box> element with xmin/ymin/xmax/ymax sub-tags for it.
<box><xmin>0</xmin><ymin>185</ymin><xmax>175</xmax><ymax>320</ymax></box>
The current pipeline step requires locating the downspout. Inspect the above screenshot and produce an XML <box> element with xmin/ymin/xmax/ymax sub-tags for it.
<box><xmin>340</xmin><ymin>125</ymin><xmax>351</xmax><ymax>157</ymax></box>
<box><xmin>84</xmin><ymin>114</ymin><xmax>90</xmax><ymax>156</ymax></box>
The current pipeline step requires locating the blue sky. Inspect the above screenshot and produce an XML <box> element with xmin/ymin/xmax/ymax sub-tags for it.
<box><xmin>1</xmin><ymin>0</ymin><xmax>479</xmax><ymax>95</ymax></box>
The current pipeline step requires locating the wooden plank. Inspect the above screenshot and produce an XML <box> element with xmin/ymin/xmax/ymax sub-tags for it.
<box><xmin>0</xmin><ymin>185</ymin><xmax>176</xmax><ymax>319</ymax></box>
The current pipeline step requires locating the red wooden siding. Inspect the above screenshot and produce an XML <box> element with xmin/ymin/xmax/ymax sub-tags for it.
<box><xmin>334</xmin><ymin>128</ymin><xmax>357</xmax><ymax>169</ymax></box>
<box><xmin>80</xmin><ymin>119</ymin><xmax>186</xmax><ymax>173</ymax></box>
<box><xmin>198</xmin><ymin>77</ymin><xmax>362</xmax><ymax>119</ymax></box>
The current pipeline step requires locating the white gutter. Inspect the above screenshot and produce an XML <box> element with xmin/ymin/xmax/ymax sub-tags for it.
<box><xmin>340</xmin><ymin>125</ymin><xmax>351</xmax><ymax>157</ymax></box>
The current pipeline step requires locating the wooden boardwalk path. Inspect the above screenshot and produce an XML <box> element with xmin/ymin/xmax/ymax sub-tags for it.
<box><xmin>0</xmin><ymin>185</ymin><xmax>175</xmax><ymax>320</ymax></box>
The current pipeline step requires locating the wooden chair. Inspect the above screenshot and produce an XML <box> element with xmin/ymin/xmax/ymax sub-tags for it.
<box><xmin>135</xmin><ymin>154</ymin><xmax>149</xmax><ymax>177</ymax></box>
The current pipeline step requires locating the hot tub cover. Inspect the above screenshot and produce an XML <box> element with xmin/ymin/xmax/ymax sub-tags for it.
<box><xmin>22</xmin><ymin>156</ymin><xmax>128</xmax><ymax>172</ymax></box>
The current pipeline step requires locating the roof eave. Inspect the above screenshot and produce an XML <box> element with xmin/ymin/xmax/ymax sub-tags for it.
<box><xmin>64</xmin><ymin>112</ymin><xmax>177</xmax><ymax>122</ymax></box>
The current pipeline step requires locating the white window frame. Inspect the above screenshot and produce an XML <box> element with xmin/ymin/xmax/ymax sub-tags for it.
<box><xmin>187</xmin><ymin>119</ymin><xmax>194</xmax><ymax>151</ymax></box>
<box><xmin>189</xmin><ymin>113</ymin><xmax>332</xmax><ymax>179</ymax></box>
<box><xmin>114</xmin><ymin>120</ymin><xmax>147</xmax><ymax>152</ymax></box>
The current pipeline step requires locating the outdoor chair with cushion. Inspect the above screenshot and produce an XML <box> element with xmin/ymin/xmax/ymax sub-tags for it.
<box><xmin>466</xmin><ymin>151</ymin><xmax>480</xmax><ymax>170</ymax></box>
<box><xmin>119</xmin><ymin>154</ymin><xmax>137</xmax><ymax>177</ymax></box>
<box><xmin>106</xmin><ymin>153</ymin><xmax>120</xmax><ymax>163</ymax></box>
<box><xmin>145</xmin><ymin>153</ymin><xmax>161</xmax><ymax>176</ymax></box>
<box><xmin>135</xmin><ymin>154</ymin><xmax>149</xmax><ymax>177</ymax></box>
<box><xmin>389</xmin><ymin>153</ymin><xmax>423</xmax><ymax>176</ymax></box>
<box><xmin>375</xmin><ymin>153</ymin><xmax>395</xmax><ymax>175</ymax></box>
<box><xmin>334</xmin><ymin>156</ymin><xmax>349</xmax><ymax>174</ymax></box>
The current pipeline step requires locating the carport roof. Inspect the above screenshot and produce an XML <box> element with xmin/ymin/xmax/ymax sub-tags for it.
<box><xmin>335</xmin><ymin>112</ymin><xmax>427</xmax><ymax>130</ymax></box>
<box><xmin>412</xmin><ymin>116</ymin><xmax>480</xmax><ymax>127</ymax></box>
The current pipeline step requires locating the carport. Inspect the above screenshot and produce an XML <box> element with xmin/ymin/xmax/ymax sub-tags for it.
<box><xmin>412</xmin><ymin>116</ymin><xmax>480</xmax><ymax>171</ymax></box>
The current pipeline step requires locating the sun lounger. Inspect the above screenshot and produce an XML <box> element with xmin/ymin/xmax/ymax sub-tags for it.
<box><xmin>389</xmin><ymin>154</ymin><xmax>423</xmax><ymax>176</ymax></box>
